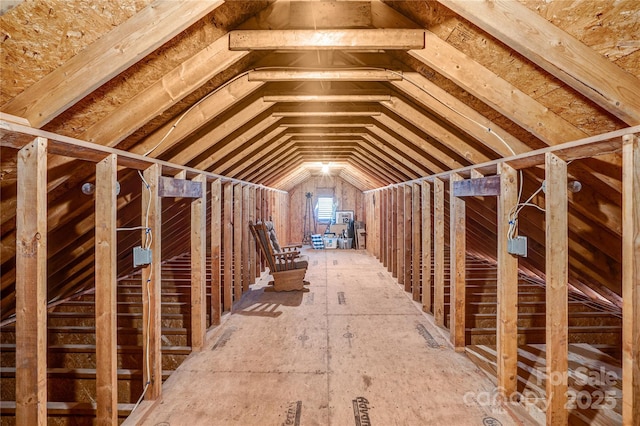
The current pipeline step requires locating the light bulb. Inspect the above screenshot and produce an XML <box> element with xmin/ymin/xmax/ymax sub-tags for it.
<box><xmin>81</xmin><ymin>183</ymin><xmax>95</xmax><ymax>195</ymax></box>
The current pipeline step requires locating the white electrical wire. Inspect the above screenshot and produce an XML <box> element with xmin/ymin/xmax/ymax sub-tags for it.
<box><xmin>129</xmin><ymin>170</ymin><xmax>154</xmax><ymax>415</ymax></box>
<box><xmin>143</xmin><ymin>70</ymin><xmax>254</xmax><ymax>157</ymax></box>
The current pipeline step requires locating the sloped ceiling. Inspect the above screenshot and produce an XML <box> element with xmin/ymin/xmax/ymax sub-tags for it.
<box><xmin>1</xmin><ymin>0</ymin><xmax>638</xmax><ymax>319</ymax></box>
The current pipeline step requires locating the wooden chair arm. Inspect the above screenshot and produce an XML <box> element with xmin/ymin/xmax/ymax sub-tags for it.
<box><xmin>282</xmin><ymin>244</ymin><xmax>302</xmax><ymax>251</ymax></box>
<box><xmin>273</xmin><ymin>251</ymin><xmax>300</xmax><ymax>259</ymax></box>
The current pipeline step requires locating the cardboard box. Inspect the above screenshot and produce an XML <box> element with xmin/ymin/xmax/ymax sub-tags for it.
<box><xmin>329</xmin><ymin>223</ymin><xmax>348</xmax><ymax>236</ymax></box>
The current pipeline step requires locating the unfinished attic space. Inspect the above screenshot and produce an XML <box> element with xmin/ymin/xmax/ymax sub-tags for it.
<box><xmin>1</xmin><ymin>0</ymin><xmax>640</xmax><ymax>424</ymax></box>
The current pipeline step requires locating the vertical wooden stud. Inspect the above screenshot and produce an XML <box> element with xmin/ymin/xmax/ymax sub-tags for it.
<box><xmin>450</xmin><ymin>173</ymin><xmax>466</xmax><ymax>351</ymax></box>
<box><xmin>210</xmin><ymin>179</ymin><xmax>222</xmax><ymax>325</ymax></box>
<box><xmin>412</xmin><ymin>183</ymin><xmax>421</xmax><ymax>302</ymax></box>
<box><xmin>404</xmin><ymin>185</ymin><xmax>412</xmax><ymax>293</ymax></box>
<box><xmin>223</xmin><ymin>182</ymin><xmax>233</xmax><ymax>311</ymax></box>
<box><xmin>15</xmin><ymin>137</ymin><xmax>47</xmax><ymax>425</ymax></box>
<box><xmin>392</xmin><ymin>187</ymin><xmax>399</xmax><ymax>277</ymax></box>
<box><xmin>190</xmin><ymin>174</ymin><xmax>207</xmax><ymax>351</ymax></box>
<box><xmin>142</xmin><ymin>163</ymin><xmax>162</xmax><ymax>400</ymax></box>
<box><xmin>545</xmin><ymin>152</ymin><xmax>569</xmax><ymax>425</ymax></box>
<box><xmin>242</xmin><ymin>185</ymin><xmax>251</xmax><ymax>292</ymax></box>
<box><xmin>388</xmin><ymin>188</ymin><xmax>393</xmax><ymax>270</ymax></box>
<box><xmin>249</xmin><ymin>187</ymin><xmax>256</xmax><ymax>283</ymax></box>
<box><xmin>433</xmin><ymin>178</ymin><xmax>445</xmax><ymax>327</ymax></box>
<box><xmin>421</xmin><ymin>181</ymin><xmax>432</xmax><ymax>313</ymax></box>
<box><xmin>381</xmin><ymin>189</ymin><xmax>387</xmax><ymax>267</ymax></box>
<box><xmin>95</xmin><ymin>154</ymin><xmax>118</xmax><ymax>425</ymax></box>
<box><xmin>497</xmin><ymin>163</ymin><xmax>519</xmax><ymax>397</ymax></box>
<box><xmin>396</xmin><ymin>186</ymin><xmax>404</xmax><ymax>281</ymax></box>
<box><xmin>622</xmin><ymin>134</ymin><xmax>640</xmax><ymax>425</ymax></box>
<box><xmin>233</xmin><ymin>184</ymin><xmax>243</xmax><ymax>301</ymax></box>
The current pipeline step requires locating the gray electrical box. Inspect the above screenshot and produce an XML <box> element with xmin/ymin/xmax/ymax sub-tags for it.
<box><xmin>507</xmin><ymin>236</ymin><xmax>528</xmax><ymax>257</ymax></box>
<box><xmin>133</xmin><ymin>246</ymin><xmax>152</xmax><ymax>267</ymax></box>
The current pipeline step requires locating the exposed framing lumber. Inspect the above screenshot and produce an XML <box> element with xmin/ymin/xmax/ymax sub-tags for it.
<box><xmin>545</xmin><ymin>153</ymin><xmax>569</xmax><ymax>425</ymax></box>
<box><xmin>248</xmin><ymin>187</ymin><xmax>257</xmax><ymax>283</ymax></box>
<box><xmin>421</xmin><ymin>181</ymin><xmax>432</xmax><ymax>313</ymax></box>
<box><xmin>387</xmin><ymin>188</ymin><xmax>393</xmax><ymax>269</ymax></box>
<box><xmin>169</xmin><ymin>97</ymin><xmax>274</xmax><ymax>166</ymax></box>
<box><xmin>622</xmin><ymin>134</ymin><xmax>640</xmax><ymax>424</ymax></box>
<box><xmin>380</xmin><ymin>189</ymin><xmax>387</xmax><ymax>267</ymax></box>
<box><xmin>229</xmin><ymin>29</ymin><xmax>425</xmax><ymax>50</ymax></box>
<box><xmin>223</xmin><ymin>183</ymin><xmax>233</xmax><ymax>311</ymax></box>
<box><xmin>242</xmin><ymin>185</ymin><xmax>251</xmax><ymax>292</ymax></box>
<box><xmin>496</xmin><ymin>163</ymin><xmax>518</xmax><ymax>397</ymax></box>
<box><xmin>210</xmin><ymin>180</ymin><xmax>222</xmax><ymax>326</ymax></box>
<box><xmin>380</xmin><ymin>98</ymin><xmax>489</xmax><ymax>165</ymax></box>
<box><xmin>452</xmin><ymin>175</ymin><xmax>501</xmax><ymax>197</ymax></box>
<box><xmin>364</xmin><ymin>125</ymin><xmax>640</xmax><ymax>189</ymax></box>
<box><xmin>403</xmin><ymin>185</ymin><xmax>412</xmax><ymax>293</ymax></box>
<box><xmin>135</xmin><ymin>75</ymin><xmax>263</xmax><ymax>159</ymax></box>
<box><xmin>248</xmin><ymin>69</ymin><xmax>403</xmax><ymax>82</ymax></box>
<box><xmin>393</xmin><ymin>186</ymin><xmax>401</xmax><ymax>278</ymax></box>
<box><xmin>262</xmin><ymin>92</ymin><xmax>391</xmax><ymax>103</ymax></box>
<box><xmin>437</xmin><ymin>0</ymin><xmax>640</xmax><ymax>125</ymax></box>
<box><xmin>2</xmin><ymin>0</ymin><xmax>222</xmax><ymax>128</ymax></box>
<box><xmin>159</xmin><ymin>176</ymin><xmax>203</xmax><ymax>198</ymax></box>
<box><xmin>433</xmin><ymin>178</ymin><xmax>445</xmax><ymax>327</ymax></box>
<box><xmin>233</xmin><ymin>184</ymin><xmax>244</xmax><ymax>302</ymax></box>
<box><xmin>141</xmin><ymin>163</ymin><xmax>162</xmax><ymax>400</ymax></box>
<box><xmin>0</xmin><ymin>120</ymin><xmax>288</xmax><ymax>193</ymax></box>
<box><xmin>82</xmin><ymin>34</ymin><xmax>248</xmax><ymax>148</ymax></box>
<box><xmin>190</xmin><ymin>175</ymin><xmax>207</xmax><ymax>351</ymax></box>
<box><xmin>15</xmin><ymin>137</ymin><xmax>47</xmax><ymax>425</ymax></box>
<box><xmin>390</xmin><ymin>75</ymin><xmax>528</xmax><ymax>156</ymax></box>
<box><xmin>412</xmin><ymin>183</ymin><xmax>421</xmax><ymax>302</ymax></box>
<box><xmin>449</xmin><ymin>173</ymin><xmax>466</xmax><ymax>351</ymax></box>
<box><xmin>409</xmin><ymin>32</ymin><xmax>587</xmax><ymax>145</ymax></box>
<box><xmin>95</xmin><ymin>154</ymin><xmax>118</xmax><ymax>425</ymax></box>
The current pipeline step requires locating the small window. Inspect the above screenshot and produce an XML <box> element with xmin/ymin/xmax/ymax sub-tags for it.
<box><xmin>316</xmin><ymin>197</ymin><xmax>334</xmax><ymax>222</ymax></box>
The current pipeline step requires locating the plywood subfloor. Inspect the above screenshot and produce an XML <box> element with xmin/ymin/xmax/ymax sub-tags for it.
<box><xmin>134</xmin><ymin>249</ymin><xmax>518</xmax><ymax>426</ymax></box>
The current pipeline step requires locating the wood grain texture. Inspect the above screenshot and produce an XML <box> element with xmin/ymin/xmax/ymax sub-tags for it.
<box><xmin>190</xmin><ymin>175</ymin><xmax>207</xmax><ymax>351</ymax></box>
<box><xmin>159</xmin><ymin>176</ymin><xmax>203</xmax><ymax>198</ymax></box>
<box><xmin>409</xmin><ymin>32</ymin><xmax>587</xmax><ymax>145</ymax></box>
<box><xmin>437</xmin><ymin>0</ymin><xmax>640</xmax><ymax>125</ymax></box>
<box><xmin>233</xmin><ymin>184</ymin><xmax>244</xmax><ymax>302</ymax></box>
<box><xmin>421</xmin><ymin>181</ymin><xmax>432</xmax><ymax>313</ymax></box>
<box><xmin>223</xmin><ymin>183</ymin><xmax>233</xmax><ymax>312</ymax></box>
<box><xmin>403</xmin><ymin>185</ymin><xmax>412</xmax><ymax>293</ymax></box>
<box><xmin>230</xmin><ymin>29</ymin><xmax>424</xmax><ymax>50</ymax></box>
<box><xmin>496</xmin><ymin>163</ymin><xmax>518</xmax><ymax>397</ymax></box>
<box><xmin>622</xmin><ymin>134</ymin><xmax>640</xmax><ymax>425</ymax></box>
<box><xmin>242</xmin><ymin>185</ymin><xmax>251</xmax><ymax>292</ymax></box>
<box><xmin>453</xmin><ymin>175</ymin><xmax>501</xmax><ymax>197</ymax></box>
<box><xmin>433</xmin><ymin>178</ymin><xmax>445</xmax><ymax>327</ymax></box>
<box><xmin>544</xmin><ymin>153</ymin><xmax>569</xmax><ymax>425</ymax></box>
<box><xmin>15</xmin><ymin>137</ymin><xmax>47</xmax><ymax>425</ymax></box>
<box><xmin>141</xmin><ymin>163</ymin><xmax>162</xmax><ymax>400</ymax></box>
<box><xmin>412</xmin><ymin>183</ymin><xmax>421</xmax><ymax>302</ymax></box>
<box><xmin>2</xmin><ymin>0</ymin><xmax>222</xmax><ymax>128</ymax></box>
<box><xmin>210</xmin><ymin>180</ymin><xmax>222</xmax><ymax>326</ymax></box>
<box><xmin>95</xmin><ymin>154</ymin><xmax>118</xmax><ymax>425</ymax></box>
<box><xmin>449</xmin><ymin>174</ymin><xmax>466</xmax><ymax>351</ymax></box>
